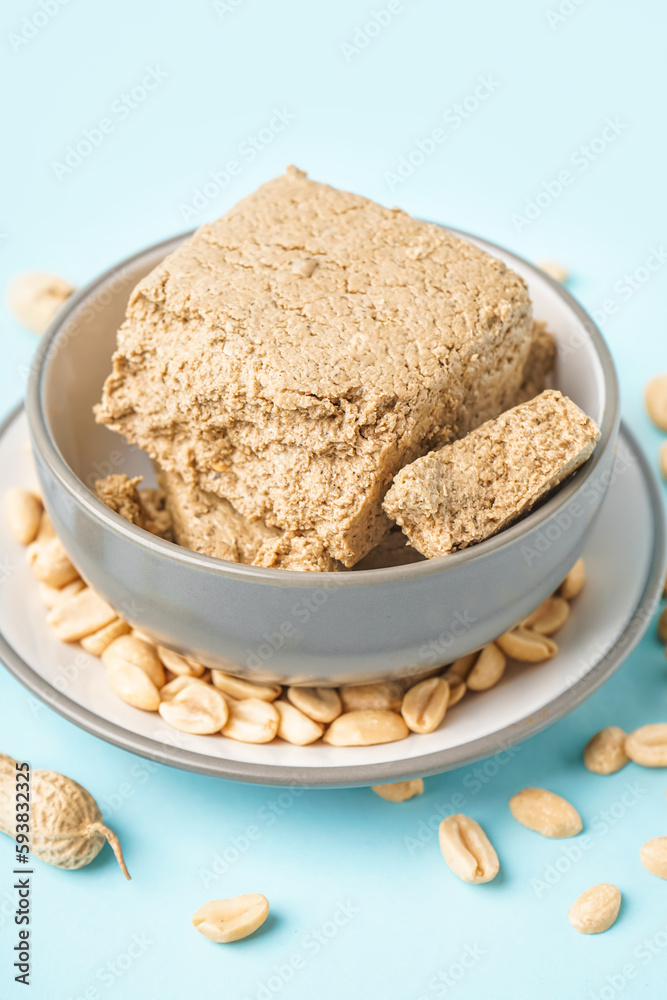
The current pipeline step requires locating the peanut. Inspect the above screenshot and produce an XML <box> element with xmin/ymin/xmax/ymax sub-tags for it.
<box><xmin>106</xmin><ymin>661</ymin><xmax>160</xmax><ymax>712</ymax></box>
<box><xmin>323</xmin><ymin>710</ymin><xmax>408</xmax><ymax>747</ymax></box>
<box><xmin>101</xmin><ymin>634</ymin><xmax>165</xmax><ymax>688</ymax></box>
<box><xmin>157</xmin><ymin>645</ymin><xmax>205</xmax><ymax>678</ymax></box>
<box><xmin>583</xmin><ymin>727</ymin><xmax>629</xmax><ymax>775</ymax></box>
<box><xmin>158</xmin><ymin>684</ymin><xmax>228</xmax><ymax>735</ymax></box>
<box><xmin>222</xmin><ymin>698</ymin><xmax>279</xmax><ymax>744</ymax></box>
<box><xmin>211</xmin><ymin>671</ymin><xmax>281</xmax><ymax>702</ymax></box>
<box><xmin>568</xmin><ymin>884</ymin><xmax>621</xmax><ymax>934</ymax></box>
<box><xmin>47</xmin><ymin>587</ymin><xmax>117</xmax><ymax>642</ymax></box>
<box><xmin>640</xmin><ymin>837</ymin><xmax>667</xmax><ymax>879</ymax></box>
<box><xmin>538</xmin><ymin>260</ymin><xmax>569</xmax><ymax>283</ymax></box>
<box><xmin>80</xmin><ymin>619</ymin><xmax>131</xmax><ymax>657</ymax></box>
<box><xmin>38</xmin><ymin>578</ymin><xmax>85</xmax><ymax>609</ymax></box>
<box><xmin>496</xmin><ymin>628</ymin><xmax>558</xmax><ymax>662</ymax></box>
<box><xmin>625</xmin><ymin>724</ymin><xmax>667</xmax><ymax>766</ymax></box>
<box><xmin>3</xmin><ymin>488</ymin><xmax>43</xmax><ymax>544</ymax></box>
<box><xmin>159</xmin><ymin>675</ymin><xmax>211</xmax><ymax>702</ymax></box>
<box><xmin>0</xmin><ymin>753</ymin><xmax>129</xmax><ymax>878</ymax></box>
<box><xmin>192</xmin><ymin>894</ymin><xmax>269</xmax><ymax>943</ymax></box>
<box><xmin>438</xmin><ymin>814</ymin><xmax>499</xmax><ymax>884</ymax></box>
<box><xmin>509</xmin><ymin>788</ymin><xmax>582</xmax><ymax>838</ymax></box>
<box><xmin>657</xmin><ymin>606</ymin><xmax>667</xmax><ymax>644</ymax></box>
<box><xmin>340</xmin><ymin>681</ymin><xmax>403</xmax><ymax>713</ymax></box>
<box><xmin>558</xmin><ymin>557</ymin><xmax>586</xmax><ymax>600</ymax></box>
<box><xmin>286</xmin><ymin>686</ymin><xmax>342</xmax><ymax>723</ymax></box>
<box><xmin>371</xmin><ymin>779</ymin><xmax>424</xmax><ymax>802</ymax></box>
<box><xmin>444</xmin><ymin>653</ymin><xmax>478</xmax><ymax>682</ymax></box>
<box><xmin>6</xmin><ymin>271</ymin><xmax>74</xmax><ymax>333</ymax></box>
<box><xmin>645</xmin><ymin>374</ymin><xmax>667</xmax><ymax>431</ymax></box>
<box><xmin>26</xmin><ymin>535</ymin><xmax>79</xmax><ymax>588</ymax></box>
<box><xmin>401</xmin><ymin>677</ymin><xmax>449</xmax><ymax>734</ymax></box>
<box><xmin>274</xmin><ymin>700</ymin><xmax>324</xmax><ymax>745</ymax></box>
<box><xmin>522</xmin><ymin>596</ymin><xmax>570</xmax><ymax>636</ymax></box>
<box><xmin>467</xmin><ymin>644</ymin><xmax>506</xmax><ymax>691</ymax></box>
<box><xmin>446</xmin><ymin>679</ymin><xmax>467</xmax><ymax>707</ymax></box>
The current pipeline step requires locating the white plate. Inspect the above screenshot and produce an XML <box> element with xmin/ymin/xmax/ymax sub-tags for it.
<box><xmin>0</xmin><ymin>406</ymin><xmax>664</xmax><ymax>786</ymax></box>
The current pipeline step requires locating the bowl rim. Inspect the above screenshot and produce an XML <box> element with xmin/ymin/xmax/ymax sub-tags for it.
<box><xmin>27</xmin><ymin>225</ymin><xmax>619</xmax><ymax>589</ymax></box>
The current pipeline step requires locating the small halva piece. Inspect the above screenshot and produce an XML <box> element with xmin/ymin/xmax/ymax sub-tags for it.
<box><xmin>383</xmin><ymin>390</ymin><xmax>600</xmax><ymax>559</ymax></box>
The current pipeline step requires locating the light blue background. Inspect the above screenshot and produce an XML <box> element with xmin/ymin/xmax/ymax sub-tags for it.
<box><xmin>1</xmin><ymin>1</ymin><xmax>667</xmax><ymax>997</ymax></box>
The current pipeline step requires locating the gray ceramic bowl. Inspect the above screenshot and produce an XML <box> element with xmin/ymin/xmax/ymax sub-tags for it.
<box><xmin>26</xmin><ymin>229</ymin><xmax>619</xmax><ymax>686</ymax></box>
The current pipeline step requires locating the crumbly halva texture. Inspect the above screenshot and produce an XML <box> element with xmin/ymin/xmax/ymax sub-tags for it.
<box><xmin>94</xmin><ymin>475</ymin><xmax>173</xmax><ymax>541</ymax></box>
<box><xmin>156</xmin><ymin>467</ymin><xmax>341</xmax><ymax>572</ymax></box>
<box><xmin>382</xmin><ymin>390</ymin><xmax>600</xmax><ymax>559</ymax></box>
<box><xmin>95</xmin><ymin>167</ymin><xmax>535</xmax><ymax>566</ymax></box>
<box><xmin>515</xmin><ymin>322</ymin><xmax>556</xmax><ymax>404</ymax></box>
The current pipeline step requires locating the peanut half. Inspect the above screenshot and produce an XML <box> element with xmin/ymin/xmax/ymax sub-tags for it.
<box><xmin>274</xmin><ymin>700</ymin><xmax>324</xmax><ymax>746</ymax></box>
<box><xmin>160</xmin><ymin>675</ymin><xmax>211</xmax><ymax>702</ymax></box>
<box><xmin>467</xmin><ymin>644</ymin><xmax>506</xmax><ymax>691</ymax></box>
<box><xmin>438</xmin><ymin>814</ymin><xmax>500</xmax><ymax>884</ymax></box>
<box><xmin>521</xmin><ymin>596</ymin><xmax>570</xmax><ymax>636</ymax></box>
<box><xmin>323</xmin><ymin>710</ymin><xmax>409</xmax><ymax>747</ymax></box>
<box><xmin>192</xmin><ymin>894</ymin><xmax>269</xmax><ymax>943</ymax></box>
<box><xmin>625</xmin><ymin>724</ymin><xmax>667</xmax><ymax>767</ymax></box>
<box><xmin>211</xmin><ymin>671</ymin><xmax>281</xmax><ymax>702</ymax></box>
<box><xmin>47</xmin><ymin>587</ymin><xmax>117</xmax><ymax>642</ymax></box>
<box><xmin>157</xmin><ymin>646</ymin><xmax>206</xmax><ymax>678</ymax></box>
<box><xmin>401</xmin><ymin>677</ymin><xmax>449</xmax><ymax>734</ymax></box>
<box><xmin>286</xmin><ymin>686</ymin><xmax>342</xmax><ymax>723</ymax></box>
<box><xmin>583</xmin><ymin>727</ymin><xmax>629</xmax><ymax>775</ymax></box>
<box><xmin>496</xmin><ymin>628</ymin><xmax>558</xmax><ymax>662</ymax></box>
<box><xmin>371</xmin><ymin>779</ymin><xmax>424</xmax><ymax>802</ymax></box>
<box><xmin>558</xmin><ymin>557</ymin><xmax>586</xmax><ymax>600</ymax></box>
<box><xmin>645</xmin><ymin>374</ymin><xmax>667</xmax><ymax>431</ymax></box>
<box><xmin>657</xmin><ymin>606</ymin><xmax>667</xmax><ymax>644</ymax></box>
<box><xmin>80</xmin><ymin>619</ymin><xmax>131</xmax><ymax>657</ymax></box>
<box><xmin>27</xmin><ymin>535</ymin><xmax>79</xmax><ymax>588</ymax></box>
<box><xmin>106</xmin><ymin>662</ymin><xmax>160</xmax><ymax>712</ymax></box>
<box><xmin>38</xmin><ymin>578</ymin><xmax>85</xmax><ymax>610</ymax></box>
<box><xmin>222</xmin><ymin>698</ymin><xmax>279</xmax><ymax>744</ymax></box>
<box><xmin>340</xmin><ymin>681</ymin><xmax>403</xmax><ymax>713</ymax></box>
<box><xmin>6</xmin><ymin>271</ymin><xmax>74</xmax><ymax>333</ymax></box>
<box><xmin>158</xmin><ymin>684</ymin><xmax>228</xmax><ymax>735</ymax></box>
<box><xmin>509</xmin><ymin>788</ymin><xmax>582</xmax><ymax>838</ymax></box>
<box><xmin>3</xmin><ymin>488</ymin><xmax>43</xmax><ymax>545</ymax></box>
<box><xmin>640</xmin><ymin>837</ymin><xmax>667</xmax><ymax>879</ymax></box>
<box><xmin>568</xmin><ymin>884</ymin><xmax>621</xmax><ymax>934</ymax></box>
<box><xmin>102</xmin><ymin>635</ymin><xmax>165</xmax><ymax>689</ymax></box>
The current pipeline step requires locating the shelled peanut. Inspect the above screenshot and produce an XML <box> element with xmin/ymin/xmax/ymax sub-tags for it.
<box><xmin>6</xmin><ymin>486</ymin><xmax>585</xmax><ymax>749</ymax></box>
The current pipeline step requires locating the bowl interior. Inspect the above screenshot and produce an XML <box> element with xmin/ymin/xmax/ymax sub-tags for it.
<box><xmin>36</xmin><ymin>228</ymin><xmax>611</xmax><ymax>562</ymax></box>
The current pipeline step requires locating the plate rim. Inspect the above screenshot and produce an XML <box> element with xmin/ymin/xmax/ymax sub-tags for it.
<box><xmin>1</xmin><ymin>404</ymin><xmax>664</xmax><ymax>787</ymax></box>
